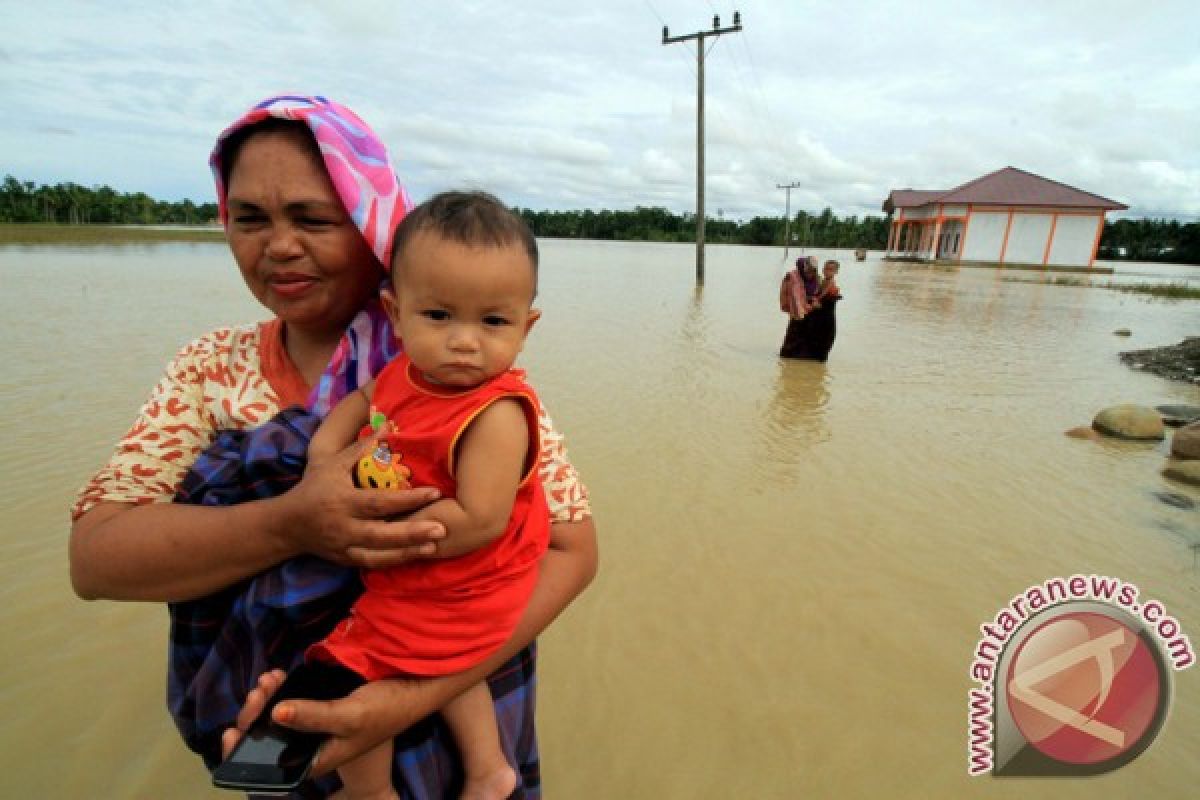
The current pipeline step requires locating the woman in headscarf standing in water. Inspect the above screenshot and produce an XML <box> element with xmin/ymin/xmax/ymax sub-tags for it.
<box><xmin>778</xmin><ymin>255</ymin><xmax>820</xmax><ymax>358</ymax></box>
<box><xmin>68</xmin><ymin>95</ymin><xmax>597</xmax><ymax>798</ymax></box>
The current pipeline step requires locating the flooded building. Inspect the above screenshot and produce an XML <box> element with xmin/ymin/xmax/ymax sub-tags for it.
<box><xmin>882</xmin><ymin>167</ymin><xmax>1126</xmax><ymax>268</ymax></box>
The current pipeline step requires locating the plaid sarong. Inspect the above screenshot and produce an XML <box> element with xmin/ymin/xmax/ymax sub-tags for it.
<box><xmin>168</xmin><ymin>407</ymin><xmax>540</xmax><ymax>798</ymax></box>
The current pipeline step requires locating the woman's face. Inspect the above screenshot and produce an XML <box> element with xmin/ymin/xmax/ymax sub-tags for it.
<box><xmin>224</xmin><ymin>129</ymin><xmax>380</xmax><ymax>341</ymax></box>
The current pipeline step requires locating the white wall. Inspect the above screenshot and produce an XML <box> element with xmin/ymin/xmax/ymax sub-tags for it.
<box><xmin>961</xmin><ymin>211</ymin><xmax>1008</xmax><ymax>261</ymax></box>
<box><xmin>1004</xmin><ymin>212</ymin><xmax>1053</xmax><ymax>264</ymax></box>
<box><xmin>1047</xmin><ymin>214</ymin><xmax>1103</xmax><ymax>266</ymax></box>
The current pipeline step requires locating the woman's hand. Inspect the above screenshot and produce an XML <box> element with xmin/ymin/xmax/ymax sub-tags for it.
<box><xmin>70</xmin><ymin>435</ymin><xmax>446</xmax><ymax>603</ymax></box>
<box><xmin>279</xmin><ymin>436</ymin><xmax>447</xmax><ymax>569</ymax></box>
<box><xmin>220</xmin><ymin>669</ymin><xmax>288</xmax><ymax>761</ymax></box>
<box><xmin>219</xmin><ymin>517</ymin><xmax>597</xmax><ymax>775</ymax></box>
<box><xmin>220</xmin><ymin>670</ymin><xmax>454</xmax><ymax>777</ymax></box>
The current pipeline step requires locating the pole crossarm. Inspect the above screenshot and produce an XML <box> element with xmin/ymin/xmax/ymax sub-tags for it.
<box><xmin>662</xmin><ymin>11</ymin><xmax>743</xmax><ymax>286</ymax></box>
<box><xmin>662</xmin><ymin>22</ymin><xmax>743</xmax><ymax>44</ymax></box>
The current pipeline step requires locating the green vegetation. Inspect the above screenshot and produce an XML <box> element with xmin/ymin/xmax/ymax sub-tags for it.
<box><xmin>5</xmin><ymin>173</ymin><xmax>1197</xmax><ymax>263</ymax></box>
<box><xmin>1099</xmin><ymin>217</ymin><xmax>1200</xmax><ymax>264</ymax></box>
<box><xmin>1002</xmin><ymin>275</ymin><xmax>1200</xmax><ymax>299</ymax></box>
<box><xmin>1107</xmin><ymin>281</ymin><xmax>1200</xmax><ymax>299</ymax></box>
<box><xmin>2</xmin><ymin>174</ymin><xmax>890</xmax><ymax>248</ymax></box>
<box><xmin>2</xmin><ymin>175</ymin><xmax>218</xmax><ymax>225</ymax></box>
<box><xmin>517</xmin><ymin>205</ymin><xmax>890</xmax><ymax>247</ymax></box>
<box><xmin>0</xmin><ymin>224</ymin><xmax>223</xmax><ymax>244</ymax></box>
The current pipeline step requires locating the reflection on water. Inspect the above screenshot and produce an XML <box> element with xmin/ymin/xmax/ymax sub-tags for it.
<box><xmin>3</xmin><ymin>241</ymin><xmax>1200</xmax><ymax>798</ymax></box>
<box><xmin>758</xmin><ymin>363</ymin><xmax>831</xmax><ymax>485</ymax></box>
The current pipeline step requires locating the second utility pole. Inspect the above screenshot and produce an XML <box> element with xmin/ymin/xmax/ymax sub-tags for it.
<box><xmin>663</xmin><ymin>12</ymin><xmax>742</xmax><ymax>286</ymax></box>
<box><xmin>777</xmin><ymin>181</ymin><xmax>801</xmax><ymax>263</ymax></box>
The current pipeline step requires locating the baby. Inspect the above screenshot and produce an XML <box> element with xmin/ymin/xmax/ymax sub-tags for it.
<box><xmin>816</xmin><ymin>260</ymin><xmax>840</xmax><ymax>305</ymax></box>
<box><xmin>305</xmin><ymin>190</ymin><xmax>549</xmax><ymax>800</ymax></box>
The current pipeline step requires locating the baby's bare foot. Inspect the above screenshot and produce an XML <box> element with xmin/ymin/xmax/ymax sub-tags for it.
<box><xmin>460</xmin><ymin>764</ymin><xmax>517</xmax><ymax>800</ymax></box>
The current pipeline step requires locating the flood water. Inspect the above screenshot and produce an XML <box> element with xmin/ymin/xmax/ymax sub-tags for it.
<box><xmin>2</xmin><ymin>239</ymin><xmax>1198</xmax><ymax>798</ymax></box>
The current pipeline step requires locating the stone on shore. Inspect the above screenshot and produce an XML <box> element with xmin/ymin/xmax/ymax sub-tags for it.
<box><xmin>1170</xmin><ymin>421</ymin><xmax>1200</xmax><ymax>460</ymax></box>
<box><xmin>1157</xmin><ymin>404</ymin><xmax>1200</xmax><ymax>427</ymax></box>
<box><xmin>1120</xmin><ymin>337</ymin><xmax>1200</xmax><ymax>384</ymax></box>
<box><xmin>1163</xmin><ymin>460</ymin><xmax>1200</xmax><ymax>487</ymax></box>
<box><xmin>1065</xmin><ymin>426</ymin><xmax>1099</xmax><ymax>440</ymax></box>
<box><xmin>1092</xmin><ymin>404</ymin><xmax>1165</xmax><ymax>440</ymax></box>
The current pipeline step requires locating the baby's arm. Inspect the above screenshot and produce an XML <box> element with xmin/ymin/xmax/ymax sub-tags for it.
<box><xmin>308</xmin><ymin>380</ymin><xmax>375</xmax><ymax>464</ymax></box>
<box><xmin>415</xmin><ymin>397</ymin><xmax>530</xmax><ymax>559</ymax></box>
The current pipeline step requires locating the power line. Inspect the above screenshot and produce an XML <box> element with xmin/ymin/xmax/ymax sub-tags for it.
<box><xmin>708</xmin><ymin>27</ymin><xmax>786</xmax><ymax>196</ymax></box>
<box><xmin>733</xmin><ymin>23</ymin><xmax>789</xmax><ymax>163</ymax></box>
<box><xmin>643</xmin><ymin>0</ymin><xmax>698</xmax><ymax>79</ymax></box>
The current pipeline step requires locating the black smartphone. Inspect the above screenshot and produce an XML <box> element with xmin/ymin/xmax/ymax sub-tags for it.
<box><xmin>212</xmin><ymin>661</ymin><xmax>364</xmax><ymax>793</ymax></box>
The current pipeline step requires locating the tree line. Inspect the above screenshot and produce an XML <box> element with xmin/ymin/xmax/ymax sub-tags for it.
<box><xmin>0</xmin><ymin>175</ymin><xmax>891</xmax><ymax>247</ymax></box>
<box><xmin>516</xmin><ymin>205</ymin><xmax>892</xmax><ymax>248</ymax></box>
<box><xmin>1096</xmin><ymin>217</ymin><xmax>1200</xmax><ymax>264</ymax></box>
<box><xmin>3</xmin><ymin>175</ymin><xmax>1196</xmax><ymax>262</ymax></box>
<box><xmin>1</xmin><ymin>175</ymin><xmax>217</xmax><ymax>226</ymax></box>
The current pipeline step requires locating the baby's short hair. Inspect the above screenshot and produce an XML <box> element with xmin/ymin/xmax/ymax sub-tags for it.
<box><xmin>390</xmin><ymin>190</ymin><xmax>538</xmax><ymax>294</ymax></box>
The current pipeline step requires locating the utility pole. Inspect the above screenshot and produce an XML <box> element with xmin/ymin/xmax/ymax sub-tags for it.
<box><xmin>663</xmin><ymin>11</ymin><xmax>742</xmax><ymax>286</ymax></box>
<box><xmin>777</xmin><ymin>181</ymin><xmax>801</xmax><ymax>263</ymax></box>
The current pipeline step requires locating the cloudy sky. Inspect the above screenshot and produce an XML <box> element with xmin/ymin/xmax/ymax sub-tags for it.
<box><xmin>3</xmin><ymin>1</ymin><xmax>1197</xmax><ymax>220</ymax></box>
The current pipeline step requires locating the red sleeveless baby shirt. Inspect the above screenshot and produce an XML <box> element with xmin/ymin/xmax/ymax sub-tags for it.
<box><xmin>308</xmin><ymin>355</ymin><xmax>550</xmax><ymax>678</ymax></box>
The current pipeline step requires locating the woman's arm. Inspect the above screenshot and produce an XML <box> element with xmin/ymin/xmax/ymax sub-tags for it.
<box><xmin>223</xmin><ymin>516</ymin><xmax>599</xmax><ymax>774</ymax></box>
<box><xmin>69</xmin><ymin>438</ymin><xmax>446</xmax><ymax>603</ymax></box>
<box><xmin>70</xmin><ymin>331</ymin><xmax>441</xmax><ymax>602</ymax></box>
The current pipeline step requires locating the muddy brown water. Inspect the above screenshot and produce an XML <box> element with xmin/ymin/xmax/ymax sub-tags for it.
<box><xmin>2</xmin><ymin>239</ymin><xmax>1198</xmax><ymax>797</ymax></box>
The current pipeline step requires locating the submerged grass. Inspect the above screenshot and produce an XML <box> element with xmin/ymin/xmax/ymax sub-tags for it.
<box><xmin>1002</xmin><ymin>274</ymin><xmax>1200</xmax><ymax>300</ymax></box>
<box><xmin>1110</xmin><ymin>282</ymin><xmax>1200</xmax><ymax>299</ymax></box>
<box><xmin>0</xmin><ymin>223</ymin><xmax>224</xmax><ymax>245</ymax></box>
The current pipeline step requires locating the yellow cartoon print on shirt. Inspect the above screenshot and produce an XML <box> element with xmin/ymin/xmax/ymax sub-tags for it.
<box><xmin>353</xmin><ymin>409</ymin><xmax>413</xmax><ymax>490</ymax></box>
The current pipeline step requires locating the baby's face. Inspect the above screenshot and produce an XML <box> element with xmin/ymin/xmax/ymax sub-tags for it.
<box><xmin>384</xmin><ymin>230</ymin><xmax>539</xmax><ymax>387</ymax></box>
<box><xmin>823</xmin><ymin>265</ymin><xmax>838</xmax><ymax>280</ymax></box>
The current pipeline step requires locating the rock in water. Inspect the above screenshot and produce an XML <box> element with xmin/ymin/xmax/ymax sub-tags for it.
<box><xmin>1120</xmin><ymin>337</ymin><xmax>1200</xmax><ymax>384</ymax></box>
<box><xmin>1170</xmin><ymin>421</ymin><xmax>1200</xmax><ymax>460</ymax></box>
<box><xmin>1163</xmin><ymin>460</ymin><xmax>1200</xmax><ymax>487</ymax></box>
<box><xmin>1092</xmin><ymin>404</ymin><xmax>1165</xmax><ymax>440</ymax></box>
<box><xmin>1114</xmin><ymin>328</ymin><xmax>1132</xmax><ymax>336</ymax></box>
<box><xmin>1157</xmin><ymin>404</ymin><xmax>1200</xmax><ymax>427</ymax></box>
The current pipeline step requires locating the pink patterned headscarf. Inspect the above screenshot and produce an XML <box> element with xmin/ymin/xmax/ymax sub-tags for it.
<box><xmin>210</xmin><ymin>94</ymin><xmax>413</xmax><ymax>415</ymax></box>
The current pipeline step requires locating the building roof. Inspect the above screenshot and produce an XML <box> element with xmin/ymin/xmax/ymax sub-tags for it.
<box><xmin>882</xmin><ymin>189</ymin><xmax>946</xmax><ymax>212</ymax></box>
<box><xmin>882</xmin><ymin>167</ymin><xmax>1127</xmax><ymax>213</ymax></box>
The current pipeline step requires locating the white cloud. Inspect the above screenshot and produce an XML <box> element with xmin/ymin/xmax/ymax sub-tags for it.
<box><xmin>1</xmin><ymin>0</ymin><xmax>1197</xmax><ymax>218</ymax></box>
